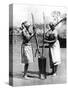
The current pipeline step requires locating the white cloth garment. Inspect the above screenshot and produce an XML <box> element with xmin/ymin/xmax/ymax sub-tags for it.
<box><xmin>21</xmin><ymin>43</ymin><xmax>34</xmax><ymax>64</ymax></box>
<box><xmin>21</xmin><ymin>24</ymin><xmax>34</xmax><ymax>64</ymax></box>
<box><xmin>50</xmin><ymin>40</ymin><xmax>61</xmax><ymax>65</ymax></box>
<box><xmin>50</xmin><ymin>30</ymin><xmax>61</xmax><ymax>65</ymax></box>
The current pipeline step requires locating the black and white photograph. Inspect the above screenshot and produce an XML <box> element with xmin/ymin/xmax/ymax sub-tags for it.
<box><xmin>9</xmin><ymin>4</ymin><xmax>67</xmax><ymax>86</ymax></box>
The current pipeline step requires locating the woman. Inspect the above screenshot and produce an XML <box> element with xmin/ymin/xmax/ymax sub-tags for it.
<box><xmin>48</xmin><ymin>23</ymin><xmax>61</xmax><ymax>76</ymax></box>
<box><xmin>20</xmin><ymin>21</ymin><xmax>34</xmax><ymax>79</ymax></box>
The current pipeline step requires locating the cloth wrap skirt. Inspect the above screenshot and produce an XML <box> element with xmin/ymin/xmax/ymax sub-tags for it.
<box><xmin>21</xmin><ymin>43</ymin><xmax>34</xmax><ymax>64</ymax></box>
<box><xmin>50</xmin><ymin>40</ymin><xmax>61</xmax><ymax>65</ymax></box>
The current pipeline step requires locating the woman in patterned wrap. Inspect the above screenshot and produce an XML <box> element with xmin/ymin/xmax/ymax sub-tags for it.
<box><xmin>48</xmin><ymin>23</ymin><xmax>61</xmax><ymax>76</ymax></box>
<box><xmin>20</xmin><ymin>21</ymin><xmax>34</xmax><ymax>79</ymax></box>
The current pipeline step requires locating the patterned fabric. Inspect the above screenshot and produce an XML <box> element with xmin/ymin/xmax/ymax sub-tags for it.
<box><xmin>21</xmin><ymin>24</ymin><xmax>34</xmax><ymax>64</ymax></box>
<box><xmin>50</xmin><ymin>30</ymin><xmax>61</xmax><ymax>65</ymax></box>
<box><xmin>50</xmin><ymin>40</ymin><xmax>61</xmax><ymax>65</ymax></box>
<box><xmin>21</xmin><ymin>43</ymin><xmax>34</xmax><ymax>64</ymax></box>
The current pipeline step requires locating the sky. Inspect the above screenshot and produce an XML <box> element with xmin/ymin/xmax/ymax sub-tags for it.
<box><xmin>12</xmin><ymin>4</ymin><xmax>67</xmax><ymax>27</ymax></box>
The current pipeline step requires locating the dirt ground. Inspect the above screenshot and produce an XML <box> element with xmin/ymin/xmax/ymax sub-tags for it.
<box><xmin>9</xmin><ymin>36</ymin><xmax>67</xmax><ymax>86</ymax></box>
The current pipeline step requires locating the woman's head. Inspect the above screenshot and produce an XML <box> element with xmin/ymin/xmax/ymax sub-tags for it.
<box><xmin>21</xmin><ymin>21</ymin><xmax>30</xmax><ymax>30</ymax></box>
<box><xmin>21</xmin><ymin>21</ymin><xmax>27</xmax><ymax>27</ymax></box>
<box><xmin>49</xmin><ymin>22</ymin><xmax>55</xmax><ymax>31</ymax></box>
<box><xmin>48</xmin><ymin>33</ymin><xmax>56</xmax><ymax>41</ymax></box>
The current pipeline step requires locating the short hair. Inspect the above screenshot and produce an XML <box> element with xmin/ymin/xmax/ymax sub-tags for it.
<box><xmin>21</xmin><ymin>21</ymin><xmax>27</xmax><ymax>26</ymax></box>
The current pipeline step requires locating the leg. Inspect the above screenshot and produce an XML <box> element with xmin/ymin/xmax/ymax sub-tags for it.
<box><xmin>23</xmin><ymin>63</ymin><xmax>29</xmax><ymax>77</ymax></box>
<box><xmin>51</xmin><ymin>64</ymin><xmax>58</xmax><ymax>75</ymax></box>
<box><xmin>54</xmin><ymin>65</ymin><xmax>58</xmax><ymax>73</ymax></box>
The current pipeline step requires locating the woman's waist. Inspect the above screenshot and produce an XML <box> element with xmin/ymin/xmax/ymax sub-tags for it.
<box><xmin>22</xmin><ymin>42</ymin><xmax>31</xmax><ymax>46</ymax></box>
